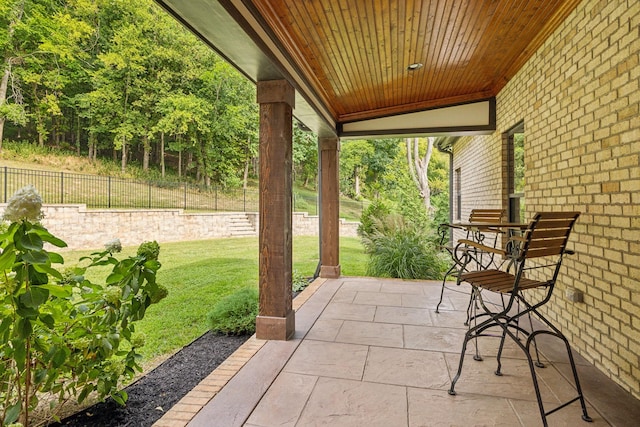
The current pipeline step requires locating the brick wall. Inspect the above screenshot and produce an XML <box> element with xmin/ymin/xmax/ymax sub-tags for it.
<box><xmin>453</xmin><ymin>0</ymin><xmax>639</xmax><ymax>397</ymax></box>
<box><xmin>0</xmin><ymin>204</ymin><xmax>360</xmax><ymax>251</ymax></box>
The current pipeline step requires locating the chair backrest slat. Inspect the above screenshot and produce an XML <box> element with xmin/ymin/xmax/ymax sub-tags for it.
<box><xmin>521</xmin><ymin>212</ymin><xmax>580</xmax><ymax>260</ymax></box>
<box><xmin>534</xmin><ymin>219</ymin><xmax>576</xmax><ymax>229</ymax></box>
<box><xmin>469</xmin><ymin>209</ymin><xmax>504</xmax><ymax>223</ymax></box>
<box><xmin>527</xmin><ymin>237</ymin><xmax>568</xmax><ymax>249</ymax></box>
<box><xmin>526</xmin><ymin>247</ymin><xmax>566</xmax><ymax>258</ymax></box>
<box><xmin>531</xmin><ymin>229</ymin><xmax>571</xmax><ymax>239</ymax></box>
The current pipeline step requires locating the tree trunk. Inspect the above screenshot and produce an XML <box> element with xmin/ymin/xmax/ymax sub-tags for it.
<box><xmin>0</xmin><ymin>68</ymin><xmax>10</xmax><ymax>151</ymax></box>
<box><xmin>37</xmin><ymin>116</ymin><xmax>45</xmax><ymax>147</ymax></box>
<box><xmin>160</xmin><ymin>132</ymin><xmax>165</xmax><ymax>177</ymax></box>
<box><xmin>76</xmin><ymin>115</ymin><xmax>81</xmax><ymax>155</ymax></box>
<box><xmin>243</xmin><ymin>136</ymin><xmax>250</xmax><ymax>189</ymax></box>
<box><xmin>121</xmin><ymin>137</ymin><xmax>127</xmax><ymax>172</ymax></box>
<box><xmin>243</xmin><ymin>157</ymin><xmax>249</xmax><ymax>190</ymax></box>
<box><xmin>178</xmin><ymin>149</ymin><xmax>182</xmax><ymax>177</ymax></box>
<box><xmin>88</xmin><ymin>134</ymin><xmax>94</xmax><ymax>160</ymax></box>
<box><xmin>354</xmin><ymin>166</ymin><xmax>361</xmax><ymax>196</ymax></box>
<box><xmin>0</xmin><ymin>0</ymin><xmax>23</xmax><ymax>151</ymax></box>
<box><xmin>406</xmin><ymin>137</ymin><xmax>434</xmax><ymax>213</ymax></box>
<box><xmin>142</xmin><ymin>134</ymin><xmax>150</xmax><ymax>171</ymax></box>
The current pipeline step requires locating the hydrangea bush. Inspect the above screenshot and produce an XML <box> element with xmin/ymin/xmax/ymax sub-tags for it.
<box><xmin>0</xmin><ymin>187</ymin><xmax>167</xmax><ymax>426</ymax></box>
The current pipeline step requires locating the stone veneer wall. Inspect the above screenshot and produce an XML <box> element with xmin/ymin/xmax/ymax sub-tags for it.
<box><xmin>0</xmin><ymin>204</ymin><xmax>359</xmax><ymax>251</ymax></box>
<box><xmin>453</xmin><ymin>0</ymin><xmax>639</xmax><ymax>397</ymax></box>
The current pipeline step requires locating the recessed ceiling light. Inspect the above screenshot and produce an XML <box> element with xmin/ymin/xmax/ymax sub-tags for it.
<box><xmin>407</xmin><ymin>62</ymin><xmax>423</xmax><ymax>71</ymax></box>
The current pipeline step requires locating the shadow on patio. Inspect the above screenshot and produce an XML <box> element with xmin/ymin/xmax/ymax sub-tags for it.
<box><xmin>155</xmin><ymin>277</ymin><xmax>640</xmax><ymax>427</ymax></box>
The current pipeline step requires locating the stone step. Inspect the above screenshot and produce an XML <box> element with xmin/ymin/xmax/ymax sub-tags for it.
<box><xmin>226</xmin><ymin>214</ymin><xmax>256</xmax><ymax>236</ymax></box>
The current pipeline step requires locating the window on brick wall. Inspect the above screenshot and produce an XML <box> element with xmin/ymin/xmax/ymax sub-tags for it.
<box><xmin>454</xmin><ymin>168</ymin><xmax>461</xmax><ymax>221</ymax></box>
<box><xmin>506</xmin><ymin>122</ymin><xmax>525</xmax><ymax>222</ymax></box>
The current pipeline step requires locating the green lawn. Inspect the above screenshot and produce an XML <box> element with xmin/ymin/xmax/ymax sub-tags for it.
<box><xmin>65</xmin><ymin>236</ymin><xmax>367</xmax><ymax>366</ymax></box>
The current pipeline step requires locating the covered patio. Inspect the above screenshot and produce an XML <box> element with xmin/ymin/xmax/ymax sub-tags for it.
<box><xmin>151</xmin><ymin>0</ymin><xmax>639</xmax><ymax>425</ymax></box>
<box><xmin>154</xmin><ymin>276</ymin><xmax>640</xmax><ymax>426</ymax></box>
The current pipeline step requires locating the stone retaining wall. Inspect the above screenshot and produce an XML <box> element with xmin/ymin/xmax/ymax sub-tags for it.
<box><xmin>0</xmin><ymin>204</ymin><xmax>360</xmax><ymax>250</ymax></box>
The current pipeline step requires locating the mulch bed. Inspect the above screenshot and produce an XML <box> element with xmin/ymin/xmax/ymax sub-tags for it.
<box><xmin>52</xmin><ymin>332</ymin><xmax>249</xmax><ymax>427</ymax></box>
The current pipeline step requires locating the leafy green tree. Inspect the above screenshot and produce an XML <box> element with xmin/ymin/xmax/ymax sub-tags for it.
<box><xmin>362</xmin><ymin>138</ymin><xmax>401</xmax><ymax>198</ymax></box>
<box><xmin>154</xmin><ymin>93</ymin><xmax>212</xmax><ymax>177</ymax></box>
<box><xmin>193</xmin><ymin>58</ymin><xmax>257</xmax><ymax>187</ymax></box>
<box><xmin>292</xmin><ymin>123</ymin><xmax>317</xmax><ymax>188</ymax></box>
<box><xmin>0</xmin><ymin>0</ymin><xmax>261</xmax><ymax>187</ymax></box>
<box><xmin>0</xmin><ymin>0</ymin><xmax>27</xmax><ymax>150</ymax></box>
<box><xmin>90</xmin><ymin>8</ymin><xmax>150</xmax><ymax>172</ymax></box>
<box><xmin>340</xmin><ymin>139</ymin><xmax>374</xmax><ymax>198</ymax></box>
<box><xmin>0</xmin><ymin>0</ymin><xmax>90</xmax><ymax>150</ymax></box>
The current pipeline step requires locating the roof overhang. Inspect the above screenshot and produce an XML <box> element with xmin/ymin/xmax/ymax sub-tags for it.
<box><xmin>155</xmin><ymin>1</ymin><xmax>580</xmax><ymax>139</ymax></box>
<box><xmin>340</xmin><ymin>98</ymin><xmax>495</xmax><ymax>139</ymax></box>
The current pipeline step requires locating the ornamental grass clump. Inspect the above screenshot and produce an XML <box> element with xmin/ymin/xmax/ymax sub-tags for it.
<box><xmin>0</xmin><ymin>186</ymin><xmax>167</xmax><ymax>426</ymax></box>
<box><xmin>358</xmin><ymin>200</ymin><xmax>448</xmax><ymax>280</ymax></box>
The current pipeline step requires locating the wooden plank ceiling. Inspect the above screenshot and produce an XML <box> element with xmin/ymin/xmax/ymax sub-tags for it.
<box><xmin>250</xmin><ymin>0</ymin><xmax>581</xmax><ymax>123</ymax></box>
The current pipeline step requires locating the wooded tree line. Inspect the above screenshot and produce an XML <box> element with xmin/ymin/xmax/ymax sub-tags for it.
<box><xmin>340</xmin><ymin>137</ymin><xmax>450</xmax><ymax>225</ymax></box>
<box><xmin>0</xmin><ymin>0</ymin><xmax>315</xmax><ymax>187</ymax></box>
<box><xmin>1</xmin><ymin>0</ymin><xmax>447</xmax><ymax>220</ymax></box>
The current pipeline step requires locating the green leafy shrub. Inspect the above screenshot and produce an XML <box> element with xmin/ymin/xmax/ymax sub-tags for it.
<box><xmin>292</xmin><ymin>269</ymin><xmax>310</xmax><ymax>292</ymax></box>
<box><xmin>208</xmin><ymin>287</ymin><xmax>258</xmax><ymax>335</ymax></box>
<box><xmin>0</xmin><ymin>186</ymin><xmax>167</xmax><ymax>426</ymax></box>
<box><xmin>137</xmin><ymin>240</ymin><xmax>160</xmax><ymax>260</ymax></box>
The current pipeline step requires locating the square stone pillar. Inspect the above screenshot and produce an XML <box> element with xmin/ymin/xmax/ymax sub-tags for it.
<box><xmin>319</xmin><ymin>136</ymin><xmax>341</xmax><ymax>278</ymax></box>
<box><xmin>255</xmin><ymin>80</ymin><xmax>295</xmax><ymax>340</ymax></box>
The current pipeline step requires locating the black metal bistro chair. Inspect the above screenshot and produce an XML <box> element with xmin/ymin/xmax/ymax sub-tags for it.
<box><xmin>447</xmin><ymin>212</ymin><xmax>592</xmax><ymax>426</ymax></box>
<box><xmin>436</xmin><ymin>209</ymin><xmax>505</xmax><ymax>318</ymax></box>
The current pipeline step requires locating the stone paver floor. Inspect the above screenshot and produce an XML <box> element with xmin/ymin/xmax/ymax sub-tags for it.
<box><xmin>154</xmin><ymin>277</ymin><xmax>640</xmax><ymax>427</ymax></box>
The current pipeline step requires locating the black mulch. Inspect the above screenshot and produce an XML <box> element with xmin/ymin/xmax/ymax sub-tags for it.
<box><xmin>52</xmin><ymin>332</ymin><xmax>249</xmax><ymax>427</ymax></box>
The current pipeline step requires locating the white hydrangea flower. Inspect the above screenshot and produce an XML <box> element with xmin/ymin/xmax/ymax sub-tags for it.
<box><xmin>104</xmin><ymin>238</ymin><xmax>122</xmax><ymax>253</ymax></box>
<box><xmin>2</xmin><ymin>185</ymin><xmax>44</xmax><ymax>223</ymax></box>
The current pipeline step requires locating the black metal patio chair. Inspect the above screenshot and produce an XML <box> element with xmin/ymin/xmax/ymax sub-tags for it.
<box><xmin>435</xmin><ymin>209</ymin><xmax>505</xmax><ymax>319</ymax></box>
<box><xmin>447</xmin><ymin>211</ymin><xmax>592</xmax><ymax>426</ymax></box>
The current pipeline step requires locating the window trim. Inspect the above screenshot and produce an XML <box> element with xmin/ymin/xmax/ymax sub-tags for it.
<box><xmin>505</xmin><ymin>121</ymin><xmax>525</xmax><ymax>222</ymax></box>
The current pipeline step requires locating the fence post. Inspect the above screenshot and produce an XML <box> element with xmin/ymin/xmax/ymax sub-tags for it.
<box><xmin>184</xmin><ymin>182</ymin><xmax>187</xmax><ymax>210</ymax></box>
<box><xmin>3</xmin><ymin>167</ymin><xmax>7</xmax><ymax>202</ymax></box>
<box><xmin>108</xmin><ymin>176</ymin><xmax>111</xmax><ymax>208</ymax></box>
<box><xmin>60</xmin><ymin>172</ymin><xmax>64</xmax><ymax>204</ymax></box>
<box><xmin>148</xmin><ymin>181</ymin><xmax>152</xmax><ymax>209</ymax></box>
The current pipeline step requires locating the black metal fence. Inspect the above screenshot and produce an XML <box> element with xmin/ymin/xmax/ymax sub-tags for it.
<box><xmin>1</xmin><ymin>167</ymin><xmax>367</xmax><ymax>219</ymax></box>
<box><xmin>1</xmin><ymin>166</ymin><xmax>258</xmax><ymax>212</ymax></box>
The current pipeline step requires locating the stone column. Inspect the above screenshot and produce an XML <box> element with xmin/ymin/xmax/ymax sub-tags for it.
<box><xmin>255</xmin><ymin>80</ymin><xmax>295</xmax><ymax>340</ymax></box>
<box><xmin>319</xmin><ymin>136</ymin><xmax>341</xmax><ymax>278</ymax></box>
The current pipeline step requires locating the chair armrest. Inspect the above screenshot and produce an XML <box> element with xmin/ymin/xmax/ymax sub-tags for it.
<box><xmin>457</xmin><ymin>239</ymin><xmax>506</xmax><ymax>257</ymax></box>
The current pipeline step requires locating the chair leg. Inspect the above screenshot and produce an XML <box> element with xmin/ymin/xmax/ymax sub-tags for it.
<box><xmin>448</xmin><ymin>331</ymin><xmax>472</xmax><ymax>395</ymax></box>
<box><xmin>436</xmin><ymin>263</ymin><xmax>458</xmax><ymax>313</ymax></box>
<box><xmin>524</xmin><ymin>337</ymin><xmax>550</xmax><ymax>427</ymax></box>
<box><xmin>562</xmin><ymin>340</ymin><xmax>593</xmax><ymax>423</ymax></box>
<box><xmin>495</xmin><ymin>323</ymin><xmax>507</xmax><ymax>376</ymax></box>
<box><xmin>526</xmin><ymin>307</ymin><xmax>545</xmax><ymax>368</ymax></box>
<box><xmin>524</xmin><ymin>315</ymin><xmax>593</xmax><ymax>424</ymax></box>
<box><xmin>449</xmin><ymin>312</ymin><xmax>500</xmax><ymax>395</ymax></box>
<box><xmin>469</xmin><ymin>287</ymin><xmax>483</xmax><ymax>361</ymax></box>
<box><xmin>464</xmin><ymin>291</ymin><xmax>474</xmax><ymax>327</ymax></box>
